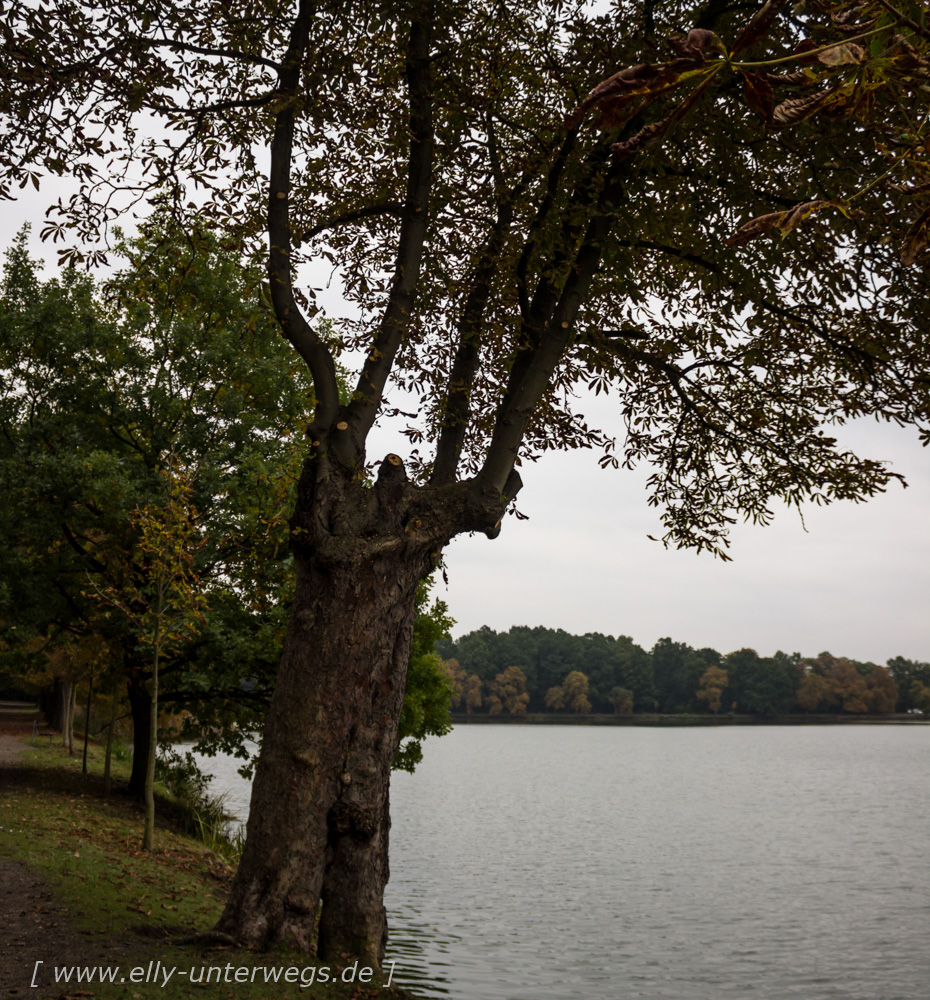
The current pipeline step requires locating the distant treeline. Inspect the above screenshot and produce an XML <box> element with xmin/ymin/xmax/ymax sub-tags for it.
<box><xmin>436</xmin><ymin>627</ymin><xmax>930</xmax><ymax>717</ymax></box>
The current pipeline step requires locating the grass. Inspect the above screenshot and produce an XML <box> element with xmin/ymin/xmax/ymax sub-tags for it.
<box><xmin>0</xmin><ymin>737</ymin><xmax>415</xmax><ymax>999</ymax></box>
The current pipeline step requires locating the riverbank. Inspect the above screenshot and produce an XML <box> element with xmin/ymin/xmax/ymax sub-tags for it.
<box><xmin>449</xmin><ymin>711</ymin><xmax>927</xmax><ymax>725</ymax></box>
<box><xmin>0</xmin><ymin>705</ymin><xmax>415</xmax><ymax>1000</ymax></box>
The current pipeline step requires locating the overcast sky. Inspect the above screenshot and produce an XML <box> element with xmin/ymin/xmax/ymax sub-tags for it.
<box><xmin>4</xmin><ymin>184</ymin><xmax>928</xmax><ymax>667</ymax></box>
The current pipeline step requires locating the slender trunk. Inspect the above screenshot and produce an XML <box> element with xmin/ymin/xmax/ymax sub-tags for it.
<box><xmin>66</xmin><ymin>683</ymin><xmax>77</xmax><ymax>755</ymax></box>
<box><xmin>127</xmin><ymin>673</ymin><xmax>152</xmax><ymax>797</ymax></box>
<box><xmin>58</xmin><ymin>681</ymin><xmax>71</xmax><ymax>749</ymax></box>
<box><xmin>82</xmin><ymin>669</ymin><xmax>94</xmax><ymax>774</ymax></box>
<box><xmin>104</xmin><ymin>684</ymin><xmax>119</xmax><ymax>796</ymax></box>
<box><xmin>143</xmin><ymin>586</ymin><xmax>164</xmax><ymax>852</ymax></box>
<box><xmin>142</xmin><ymin>668</ymin><xmax>157</xmax><ymax>850</ymax></box>
<box><xmin>45</xmin><ymin>679</ymin><xmax>64</xmax><ymax>731</ymax></box>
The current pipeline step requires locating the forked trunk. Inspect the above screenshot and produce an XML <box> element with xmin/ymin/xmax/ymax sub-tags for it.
<box><xmin>217</xmin><ymin>452</ymin><xmax>506</xmax><ymax>966</ymax></box>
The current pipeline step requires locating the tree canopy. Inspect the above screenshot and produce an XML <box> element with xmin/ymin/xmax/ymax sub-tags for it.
<box><xmin>1</xmin><ymin>1</ymin><xmax>927</xmax><ymax>558</ymax></box>
<box><xmin>0</xmin><ymin>222</ymin><xmax>315</xmax><ymax>782</ymax></box>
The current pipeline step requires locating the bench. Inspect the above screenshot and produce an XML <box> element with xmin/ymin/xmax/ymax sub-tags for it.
<box><xmin>31</xmin><ymin>720</ymin><xmax>56</xmax><ymax>745</ymax></box>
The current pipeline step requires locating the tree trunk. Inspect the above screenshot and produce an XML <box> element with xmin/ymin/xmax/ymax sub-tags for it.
<box><xmin>217</xmin><ymin>451</ymin><xmax>508</xmax><ymax>967</ymax></box>
<box><xmin>127</xmin><ymin>673</ymin><xmax>152</xmax><ymax>797</ymax></box>
<box><xmin>57</xmin><ymin>680</ymin><xmax>70</xmax><ymax>749</ymax></box>
<box><xmin>104</xmin><ymin>684</ymin><xmax>119</xmax><ymax>796</ymax></box>
<box><xmin>217</xmin><ymin>545</ymin><xmax>425</xmax><ymax>966</ymax></box>
<box><xmin>82</xmin><ymin>669</ymin><xmax>93</xmax><ymax>774</ymax></box>
<box><xmin>66</xmin><ymin>682</ymin><xmax>77</xmax><ymax>755</ymax></box>
<box><xmin>143</xmin><ymin>596</ymin><xmax>162</xmax><ymax>852</ymax></box>
<box><xmin>45</xmin><ymin>679</ymin><xmax>65</xmax><ymax>731</ymax></box>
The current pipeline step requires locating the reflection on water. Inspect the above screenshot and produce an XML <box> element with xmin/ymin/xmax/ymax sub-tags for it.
<box><xmin>194</xmin><ymin>725</ymin><xmax>930</xmax><ymax>1000</ymax></box>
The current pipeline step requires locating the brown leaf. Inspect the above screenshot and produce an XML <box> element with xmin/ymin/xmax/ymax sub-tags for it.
<box><xmin>669</xmin><ymin>28</ymin><xmax>722</xmax><ymax>59</ymax></box>
<box><xmin>792</xmin><ymin>37</ymin><xmax>822</xmax><ymax>65</ymax></box>
<box><xmin>902</xmin><ymin>205</ymin><xmax>930</xmax><ymax>266</ymax></box>
<box><xmin>566</xmin><ymin>34</ymin><xmax>720</xmax><ymax>128</ymax></box>
<box><xmin>741</xmin><ymin>71</ymin><xmax>774</xmax><ymax>122</ymax></box>
<box><xmin>766</xmin><ymin>70</ymin><xmax>814</xmax><ymax>87</ymax></box>
<box><xmin>725</xmin><ymin>200</ymin><xmax>836</xmax><ymax>246</ymax></box>
<box><xmin>596</xmin><ymin>93</ymin><xmax>641</xmax><ymax>130</ymax></box>
<box><xmin>817</xmin><ymin>42</ymin><xmax>865</xmax><ymax>66</ymax></box>
<box><xmin>772</xmin><ymin>89</ymin><xmax>833</xmax><ymax>127</ymax></box>
<box><xmin>565</xmin><ymin>63</ymin><xmax>663</xmax><ymax>128</ymax></box>
<box><xmin>610</xmin><ymin>69</ymin><xmax>720</xmax><ymax>161</ymax></box>
<box><xmin>777</xmin><ymin>200</ymin><xmax>835</xmax><ymax>235</ymax></box>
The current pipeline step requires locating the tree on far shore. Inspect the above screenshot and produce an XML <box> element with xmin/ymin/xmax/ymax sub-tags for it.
<box><xmin>696</xmin><ymin>666</ymin><xmax>729</xmax><ymax>714</ymax></box>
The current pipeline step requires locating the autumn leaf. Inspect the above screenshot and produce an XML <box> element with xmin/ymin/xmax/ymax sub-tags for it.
<box><xmin>611</xmin><ymin>66</ymin><xmax>722</xmax><ymax>160</ymax></box>
<box><xmin>817</xmin><ymin>42</ymin><xmax>866</xmax><ymax>66</ymax></box>
<box><xmin>565</xmin><ymin>29</ymin><xmax>721</xmax><ymax>128</ymax></box>
<box><xmin>772</xmin><ymin>89</ymin><xmax>835</xmax><ymax>127</ymax></box>
<box><xmin>725</xmin><ymin>199</ymin><xmax>839</xmax><ymax>246</ymax></box>
<box><xmin>741</xmin><ymin>71</ymin><xmax>774</xmax><ymax>122</ymax></box>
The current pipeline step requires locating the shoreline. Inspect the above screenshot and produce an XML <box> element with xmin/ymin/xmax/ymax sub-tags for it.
<box><xmin>449</xmin><ymin>712</ymin><xmax>928</xmax><ymax>726</ymax></box>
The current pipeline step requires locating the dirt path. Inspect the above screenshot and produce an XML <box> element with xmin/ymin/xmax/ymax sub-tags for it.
<box><xmin>0</xmin><ymin>700</ymin><xmax>44</xmax><ymax>766</ymax></box>
<box><xmin>0</xmin><ymin>703</ymin><xmax>113</xmax><ymax>997</ymax></box>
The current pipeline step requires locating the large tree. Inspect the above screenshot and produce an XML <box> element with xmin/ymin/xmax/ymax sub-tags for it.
<box><xmin>2</xmin><ymin>0</ymin><xmax>928</xmax><ymax>968</ymax></box>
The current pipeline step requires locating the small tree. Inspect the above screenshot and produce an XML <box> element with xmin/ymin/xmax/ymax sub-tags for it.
<box><xmin>562</xmin><ymin>671</ymin><xmax>592</xmax><ymax>714</ymax></box>
<box><xmin>443</xmin><ymin>658</ymin><xmax>466</xmax><ymax>709</ymax></box>
<box><xmin>488</xmin><ymin>666</ymin><xmax>530</xmax><ymax>716</ymax></box>
<box><xmin>865</xmin><ymin>666</ymin><xmax>898</xmax><ymax>714</ymax></box>
<box><xmin>463</xmin><ymin>675</ymin><xmax>483</xmax><ymax>715</ymax></box>
<box><xmin>89</xmin><ymin>462</ymin><xmax>206</xmax><ymax>850</ymax></box>
<box><xmin>796</xmin><ymin>670</ymin><xmax>834</xmax><ymax>713</ymax></box>
<box><xmin>393</xmin><ymin>581</ymin><xmax>456</xmax><ymax>772</ymax></box>
<box><xmin>544</xmin><ymin>685</ymin><xmax>566</xmax><ymax>711</ymax></box>
<box><xmin>609</xmin><ymin>686</ymin><xmax>634</xmax><ymax>716</ymax></box>
<box><xmin>909</xmin><ymin>681</ymin><xmax>930</xmax><ymax>715</ymax></box>
<box><xmin>696</xmin><ymin>666</ymin><xmax>729</xmax><ymax>714</ymax></box>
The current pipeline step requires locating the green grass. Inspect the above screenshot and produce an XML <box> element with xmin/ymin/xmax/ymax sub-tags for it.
<box><xmin>1</xmin><ymin>738</ymin><xmax>416</xmax><ymax>999</ymax></box>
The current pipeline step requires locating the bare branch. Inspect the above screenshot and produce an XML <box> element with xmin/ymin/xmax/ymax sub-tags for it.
<box><xmin>334</xmin><ymin>5</ymin><xmax>435</xmax><ymax>466</ymax></box>
<box><xmin>266</xmin><ymin>0</ymin><xmax>341</xmax><ymax>428</ymax></box>
<box><xmin>430</xmin><ymin>169</ymin><xmax>535</xmax><ymax>486</ymax></box>
<box><xmin>297</xmin><ymin>201</ymin><xmax>405</xmax><ymax>245</ymax></box>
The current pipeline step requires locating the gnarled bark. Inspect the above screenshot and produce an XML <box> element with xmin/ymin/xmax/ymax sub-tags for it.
<box><xmin>217</xmin><ymin>451</ymin><xmax>514</xmax><ymax>966</ymax></box>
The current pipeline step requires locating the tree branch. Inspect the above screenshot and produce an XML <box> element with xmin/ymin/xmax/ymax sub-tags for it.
<box><xmin>60</xmin><ymin>522</ymin><xmax>107</xmax><ymax>574</ymax></box>
<box><xmin>515</xmin><ymin>130</ymin><xmax>579</xmax><ymax>323</ymax></box>
<box><xmin>334</xmin><ymin>5</ymin><xmax>435</xmax><ymax>465</ymax></box>
<box><xmin>266</xmin><ymin>0</ymin><xmax>341</xmax><ymax>430</ymax></box>
<box><xmin>131</xmin><ymin>36</ymin><xmax>283</xmax><ymax>71</ymax></box>
<box><xmin>430</xmin><ymin>171</ymin><xmax>535</xmax><ymax>486</ymax></box>
<box><xmin>474</xmin><ymin>161</ymin><xmax>623</xmax><ymax>498</ymax></box>
<box><xmin>296</xmin><ymin>201</ymin><xmax>405</xmax><ymax>245</ymax></box>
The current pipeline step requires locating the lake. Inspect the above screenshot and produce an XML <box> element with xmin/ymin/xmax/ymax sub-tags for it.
<box><xmin>194</xmin><ymin>724</ymin><xmax>930</xmax><ymax>1000</ymax></box>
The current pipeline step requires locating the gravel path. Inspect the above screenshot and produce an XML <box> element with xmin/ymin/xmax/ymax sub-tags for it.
<box><xmin>0</xmin><ymin>702</ymin><xmax>43</xmax><ymax>766</ymax></box>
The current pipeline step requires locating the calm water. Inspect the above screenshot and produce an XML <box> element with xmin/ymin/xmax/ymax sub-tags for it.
<box><xmin>195</xmin><ymin>725</ymin><xmax>930</xmax><ymax>1000</ymax></box>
